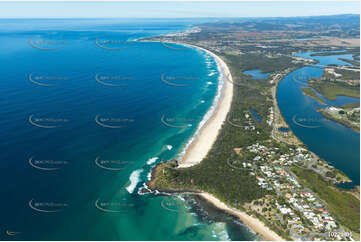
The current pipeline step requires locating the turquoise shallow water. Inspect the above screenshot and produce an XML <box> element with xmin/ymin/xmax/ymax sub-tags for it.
<box><xmin>0</xmin><ymin>19</ymin><xmax>257</xmax><ymax>241</ymax></box>
<box><xmin>277</xmin><ymin>51</ymin><xmax>360</xmax><ymax>187</ymax></box>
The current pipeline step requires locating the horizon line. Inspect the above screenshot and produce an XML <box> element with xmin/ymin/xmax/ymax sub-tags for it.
<box><xmin>0</xmin><ymin>13</ymin><xmax>359</xmax><ymax>19</ymax></box>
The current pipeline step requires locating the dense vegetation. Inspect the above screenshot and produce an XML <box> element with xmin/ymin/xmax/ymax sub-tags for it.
<box><xmin>292</xmin><ymin>168</ymin><xmax>360</xmax><ymax>233</ymax></box>
<box><xmin>319</xmin><ymin>109</ymin><xmax>360</xmax><ymax>133</ymax></box>
<box><xmin>150</xmin><ymin>53</ymin><xmax>292</xmax><ymax>206</ymax></box>
<box><xmin>225</xmin><ymin>53</ymin><xmax>297</xmax><ymax>73</ymax></box>
<box><xmin>335</xmin><ymin>68</ymin><xmax>360</xmax><ymax>80</ymax></box>
<box><xmin>308</xmin><ymin>78</ymin><xmax>360</xmax><ymax>100</ymax></box>
<box><xmin>150</xmin><ymin>49</ymin><xmax>360</xmax><ymax>236</ymax></box>
<box><xmin>148</xmin><ymin>16</ymin><xmax>360</xmax><ymax>237</ymax></box>
<box><xmin>301</xmin><ymin>87</ymin><xmax>326</xmax><ymax>104</ymax></box>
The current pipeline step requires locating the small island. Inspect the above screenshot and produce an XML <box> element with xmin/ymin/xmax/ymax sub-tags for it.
<box><xmin>301</xmin><ymin>87</ymin><xmax>326</xmax><ymax>104</ymax></box>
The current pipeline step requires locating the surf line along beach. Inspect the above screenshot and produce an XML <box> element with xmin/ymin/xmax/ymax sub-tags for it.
<box><xmin>152</xmin><ymin>40</ymin><xmax>284</xmax><ymax>241</ymax></box>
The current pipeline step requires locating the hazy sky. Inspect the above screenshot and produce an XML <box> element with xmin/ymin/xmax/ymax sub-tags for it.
<box><xmin>0</xmin><ymin>1</ymin><xmax>359</xmax><ymax>18</ymax></box>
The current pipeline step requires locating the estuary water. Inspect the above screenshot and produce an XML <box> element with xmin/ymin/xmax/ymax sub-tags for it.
<box><xmin>277</xmin><ymin>51</ymin><xmax>360</xmax><ymax>187</ymax></box>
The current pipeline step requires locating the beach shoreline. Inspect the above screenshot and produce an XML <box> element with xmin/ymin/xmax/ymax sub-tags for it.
<box><xmin>199</xmin><ymin>192</ymin><xmax>285</xmax><ymax>241</ymax></box>
<box><xmin>173</xmin><ymin>43</ymin><xmax>234</xmax><ymax>168</ymax></box>
<box><xmin>156</xmin><ymin>41</ymin><xmax>284</xmax><ymax>241</ymax></box>
<box><xmin>162</xmin><ymin>41</ymin><xmax>285</xmax><ymax>241</ymax></box>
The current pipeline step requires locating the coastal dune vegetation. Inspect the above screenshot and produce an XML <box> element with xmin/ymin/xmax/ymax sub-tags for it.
<box><xmin>147</xmin><ymin>15</ymin><xmax>360</xmax><ymax>240</ymax></box>
<box><xmin>150</xmin><ymin>52</ymin><xmax>303</xmax><ymax>240</ymax></box>
<box><xmin>149</xmin><ymin>49</ymin><xmax>360</xmax><ymax>240</ymax></box>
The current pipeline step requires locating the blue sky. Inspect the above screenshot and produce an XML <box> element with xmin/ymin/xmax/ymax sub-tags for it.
<box><xmin>0</xmin><ymin>1</ymin><xmax>359</xmax><ymax>18</ymax></box>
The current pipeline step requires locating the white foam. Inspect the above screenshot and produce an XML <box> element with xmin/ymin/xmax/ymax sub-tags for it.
<box><xmin>213</xmin><ymin>223</ymin><xmax>231</xmax><ymax>241</ymax></box>
<box><xmin>207</xmin><ymin>81</ymin><xmax>213</xmax><ymax>85</ymax></box>
<box><xmin>218</xmin><ymin>230</ymin><xmax>230</xmax><ymax>241</ymax></box>
<box><xmin>147</xmin><ymin>170</ymin><xmax>152</xmax><ymax>180</ymax></box>
<box><xmin>166</xmin><ymin>145</ymin><xmax>173</xmax><ymax>150</ymax></box>
<box><xmin>146</xmin><ymin>157</ymin><xmax>159</xmax><ymax>165</ymax></box>
<box><xmin>126</xmin><ymin>169</ymin><xmax>143</xmax><ymax>193</ymax></box>
<box><xmin>174</xmin><ymin>194</ymin><xmax>185</xmax><ymax>201</ymax></box>
<box><xmin>177</xmin><ymin>49</ymin><xmax>224</xmax><ymax>161</ymax></box>
<box><xmin>137</xmin><ymin>183</ymin><xmax>151</xmax><ymax>195</ymax></box>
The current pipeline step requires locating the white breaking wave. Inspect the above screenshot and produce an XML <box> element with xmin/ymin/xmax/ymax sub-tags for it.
<box><xmin>137</xmin><ymin>183</ymin><xmax>151</xmax><ymax>195</ymax></box>
<box><xmin>166</xmin><ymin>145</ymin><xmax>173</xmax><ymax>150</ymax></box>
<box><xmin>146</xmin><ymin>157</ymin><xmax>159</xmax><ymax>165</ymax></box>
<box><xmin>126</xmin><ymin>169</ymin><xmax>143</xmax><ymax>193</ymax></box>
<box><xmin>208</xmin><ymin>71</ymin><xmax>217</xmax><ymax>76</ymax></box>
<box><xmin>213</xmin><ymin>223</ymin><xmax>231</xmax><ymax>241</ymax></box>
<box><xmin>207</xmin><ymin>81</ymin><xmax>213</xmax><ymax>85</ymax></box>
<box><xmin>147</xmin><ymin>170</ymin><xmax>152</xmax><ymax>181</ymax></box>
<box><xmin>177</xmin><ymin>49</ymin><xmax>224</xmax><ymax>160</ymax></box>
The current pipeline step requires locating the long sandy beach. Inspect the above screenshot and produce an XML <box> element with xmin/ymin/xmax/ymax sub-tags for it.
<box><xmin>177</xmin><ymin>43</ymin><xmax>234</xmax><ymax>168</ymax></box>
<box><xmin>168</xmin><ymin>42</ymin><xmax>284</xmax><ymax>241</ymax></box>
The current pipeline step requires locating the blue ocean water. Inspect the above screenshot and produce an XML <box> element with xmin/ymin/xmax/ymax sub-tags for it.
<box><xmin>277</xmin><ymin>52</ymin><xmax>360</xmax><ymax>187</ymax></box>
<box><xmin>0</xmin><ymin>19</ymin><xmax>257</xmax><ymax>241</ymax></box>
